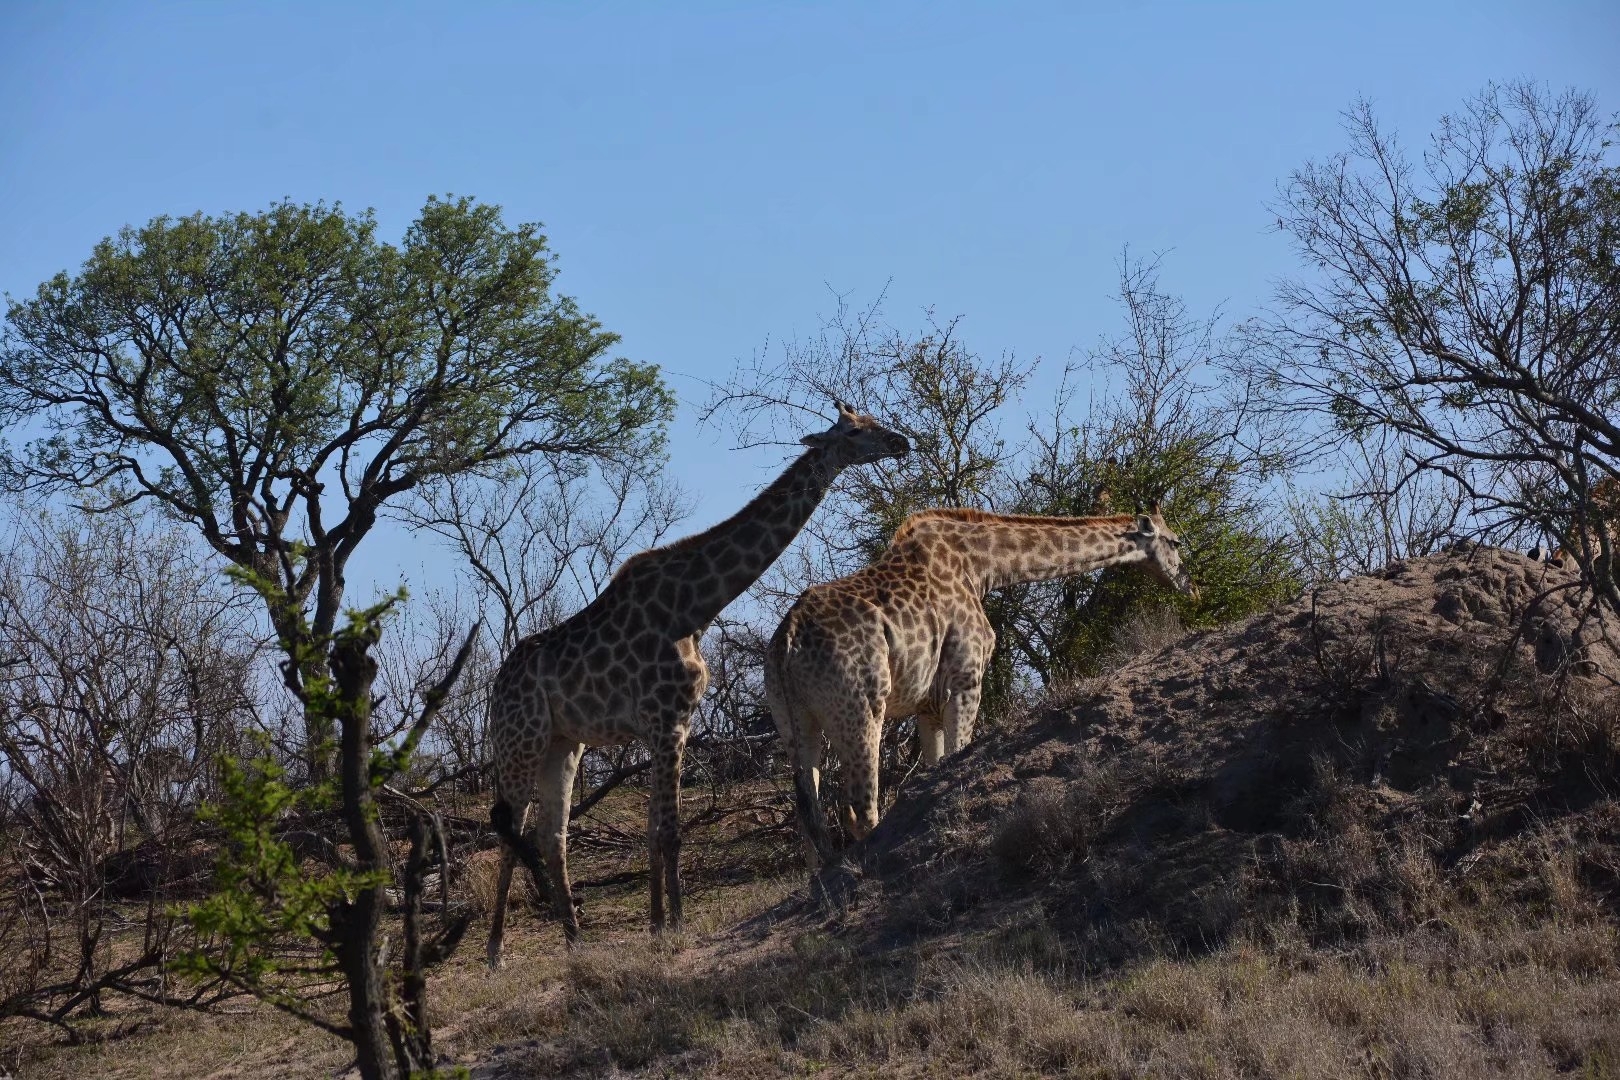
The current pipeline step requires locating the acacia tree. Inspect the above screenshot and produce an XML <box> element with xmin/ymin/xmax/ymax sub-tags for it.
<box><xmin>1247</xmin><ymin>83</ymin><xmax>1620</xmax><ymax>614</ymax></box>
<box><xmin>0</xmin><ymin>196</ymin><xmax>673</xmax><ymax>779</ymax></box>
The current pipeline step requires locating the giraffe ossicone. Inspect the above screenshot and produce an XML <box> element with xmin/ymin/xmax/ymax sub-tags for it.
<box><xmin>485</xmin><ymin>401</ymin><xmax>909</xmax><ymax>967</ymax></box>
<box><xmin>765</xmin><ymin>502</ymin><xmax>1196</xmax><ymax>868</ymax></box>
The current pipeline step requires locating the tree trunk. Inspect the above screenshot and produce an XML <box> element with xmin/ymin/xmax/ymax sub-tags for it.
<box><xmin>328</xmin><ymin>627</ymin><xmax>403</xmax><ymax>1080</ymax></box>
<box><xmin>392</xmin><ymin>816</ymin><xmax>435</xmax><ymax>1071</ymax></box>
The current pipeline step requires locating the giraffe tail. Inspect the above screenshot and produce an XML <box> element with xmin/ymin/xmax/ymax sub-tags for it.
<box><xmin>793</xmin><ymin>765</ymin><xmax>837</xmax><ymax>866</ymax></box>
<box><xmin>490</xmin><ymin>796</ymin><xmax>517</xmax><ymax>842</ymax></box>
<box><xmin>490</xmin><ymin>796</ymin><xmax>545</xmax><ymax>881</ymax></box>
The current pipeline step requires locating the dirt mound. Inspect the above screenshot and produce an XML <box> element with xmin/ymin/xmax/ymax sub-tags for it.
<box><xmin>788</xmin><ymin>546</ymin><xmax>1620</xmax><ymax>965</ymax></box>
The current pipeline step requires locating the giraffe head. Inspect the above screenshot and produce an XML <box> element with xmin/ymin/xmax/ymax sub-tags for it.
<box><xmin>800</xmin><ymin>400</ymin><xmax>911</xmax><ymax>465</ymax></box>
<box><xmin>1128</xmin><ymin>501</ymin><xmax>1198</xmax><ymax>600</ymax></box>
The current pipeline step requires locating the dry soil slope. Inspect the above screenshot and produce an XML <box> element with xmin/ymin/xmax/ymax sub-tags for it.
<box><xmin>791</xmin><ymin>545</ymin><xmax>1619</xmax><ymax>966</ymax></box>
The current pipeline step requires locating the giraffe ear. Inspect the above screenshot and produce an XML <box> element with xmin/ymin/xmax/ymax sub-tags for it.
<box><xmin>801</xmin><ymin>430</ymin><xmax>834</xmax><ymax>448</ymax></box>
<box><xmin>833</xmin><ymin>399</ymin><xmax>858</xmax><ymax>423</ymax></box>
<box><xmin>1135</xmin><ymin>514</ymin><xmax>1156</xmax><ymax>535</ymax></box>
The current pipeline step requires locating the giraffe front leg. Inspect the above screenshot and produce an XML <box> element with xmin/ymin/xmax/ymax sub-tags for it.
<box><xmin>535</xmin><ymin>739</ymin><xmax>585</xmax><ymax>944</ymax></box>
<box><xmin>665</xmin><ymin>732</ymin><xmax>688</xmax><ymax>929</ymax></box>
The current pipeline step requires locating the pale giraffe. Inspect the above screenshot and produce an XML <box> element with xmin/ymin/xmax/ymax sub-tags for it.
<box><xmin>486</xmin><ymin>402</ymin><xmax>909</xmax><ymax>966</ymax></box>
<box><xmin>765</xmin><ymin>504</ymin><xmax>1196</xmax><ymax>865</ymax></box>
<box><xmin>1548</xmin><ymin>475</ymin><xmax>1618</xmax><ymax>573</ymax></box>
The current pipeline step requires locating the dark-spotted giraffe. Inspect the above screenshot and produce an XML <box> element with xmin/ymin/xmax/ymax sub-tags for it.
<box><xmin>486</xmin><ymin>402</ymin><xmax>909</xmax><ymax>966</ymax></box>
<box><xmin>765</xmin><ymin>504</ymin><xmax>1196</xmax><ymax>865</ymax></box>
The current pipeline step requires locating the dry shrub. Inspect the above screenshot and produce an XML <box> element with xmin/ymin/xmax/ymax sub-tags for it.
<box><xmin>1510</xmin><ymin>671</ymin><xmax>1620</xmax><ymax>777</ymax></box>
<box><xmin>970</xmin><ymin>905</ymin><xmax>1072</xmax><ymax>975</ymax></box>
<box><xmin>1119</xmin><ymin>959</ymin><xmax>1216</xmax><ymax>1032</ymax></box>
<box><xmin>990</xmin><ymin>764</ymin><xmax>1121</xmax><ymax>877</ymax></box>
<box><xmin>875</xmin><ymin>861</ymin><xmax>993</xmax><ymax>940</ymax></box>
<box><xmin>1106</xmin><ymin>604</ymin><xmax>1188</xmax><ymax>669</ymax></box>
<box><xmin>564</xmin><ymin>939</ymin><xmax>701</xmax><ymax>1068</ymax></box>
<box><xmin>458</xmin><ymin>845</ymin><xmax>533</xmax><ymax>917</ymax></box>
<box><xmin>797</xmin><ymin>960</ymin><xmax>1121</xmax><ymax>1076</ymax></box>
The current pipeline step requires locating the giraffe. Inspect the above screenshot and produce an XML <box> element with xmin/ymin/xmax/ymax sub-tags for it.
<box><xmin>1548</xmin><ymin>475</ymin><xmax>1618</xmax><ymax>574</ymax></box>
<box><xmin>765</xmin><ymin>503</ymin><xmax>1196</xmax><ymax>865</ymax></box>
<box><xmin>485</xmin><ymin>402</ymin><xmax>909</xmax><ymax>966</ymax></box>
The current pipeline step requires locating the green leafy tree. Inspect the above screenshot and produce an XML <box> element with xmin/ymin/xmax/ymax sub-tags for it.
<box><xmin>0</xmin><ymin>196</ymin><xmax>673</xmax><ymax>779</ymax></box>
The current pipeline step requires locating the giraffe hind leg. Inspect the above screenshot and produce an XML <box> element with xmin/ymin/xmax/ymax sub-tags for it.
<box><xmin>532</xmin><ymin>739</ymin><xmax>585</xmax><ymax>944</ymax></box>
<box><xmin>844</xmin><ymin>710</ymin><xmax>883</xmax><ymax>841</ymax></box>
<box><xmin>793</xmin><ymin>765</ymin><xmax>836</xmax><ymax>869</ymax></box>
<box><xmin>646</xmin><ymin>728</ymin><xmax>689</xmax><ymax>933</ymax></box>
<box><xmin>918</xmin><ymin>711</ymin><xmax>946</xmax><ymax>767</ymax></box>
<box><xmin>767</xmin><ymin>652</ymin><xmax>833</xmax><ymax>869</ymax></box>
<box><xmin>488</xmin><ymin>798</ymin><xmax>540</xmax><ymax>968</ymax></box>
<box><xmin>786</xmin><ymin>712</ymin><xmax>835</xmax><ymax>868</ymax></box>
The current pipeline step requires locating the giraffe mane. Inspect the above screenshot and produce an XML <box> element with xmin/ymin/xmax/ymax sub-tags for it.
<box><xmin>609</xmin><ymin>531</ymin><xmax>707</xmax><ymax>581</ymax></box>
<box><xmin>889</xmin><ymin>507</ymin><xmax>1137</xmax><ymax>543</ymax></box>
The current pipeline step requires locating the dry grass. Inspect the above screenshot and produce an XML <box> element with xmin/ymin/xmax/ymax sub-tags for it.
<box><xmin>13</xmin><ymin>1006</ymin><xmax>353</xmax><ymax>1080</ymax></box>
<box><xmin>14</xmin><ymin>793</ymin><xmax>1620</xmax><ymax>1079</ymax></box>
<box><xmin>474</xmin><ymin>910</ymin><xmax>1620</xmax><ymax>1079</ymax></box>
<box><xmin>4</xmin><ymin>780</ymin><xmax>802</xmax><ymax>1079</ymax></box>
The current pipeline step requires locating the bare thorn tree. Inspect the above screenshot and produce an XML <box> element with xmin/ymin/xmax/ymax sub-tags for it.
<box><xmin>0</xmin><ymin>506</ymin><xmax>260</xmax><ymax>1037</ymax></box>
<box><xmin>704</xmin><ymin>291</ymin><xmax>1035</xmax><ymax>596</ymax></box>
<box><xmin>1244</xmin><ymin>83</ymin><xmax>1620</xmax><ymax>613</ymax></box>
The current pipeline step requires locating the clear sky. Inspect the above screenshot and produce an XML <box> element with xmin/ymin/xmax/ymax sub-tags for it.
<box><xmin>3</xmin><ymin>2</ymin><xmax>1616</xmax><ymax>598</ymax></box>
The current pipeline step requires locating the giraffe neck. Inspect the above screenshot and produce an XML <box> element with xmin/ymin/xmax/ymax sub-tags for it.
<box><xmin>899</xmin><ymin>511</ymin><xmax>1145</xmax><ymax>592</ymax></box>
<box><xmin>618</xmin><ymin>447</ymin><xmax>844</xmax><ymax>632</ymax></box>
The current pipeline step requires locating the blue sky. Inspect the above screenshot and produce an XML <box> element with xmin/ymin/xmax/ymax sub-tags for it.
<box><xmin>2</xmin><ymin>2</ymin><xmax>1617</xmax><ymax>599</ymax></box>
